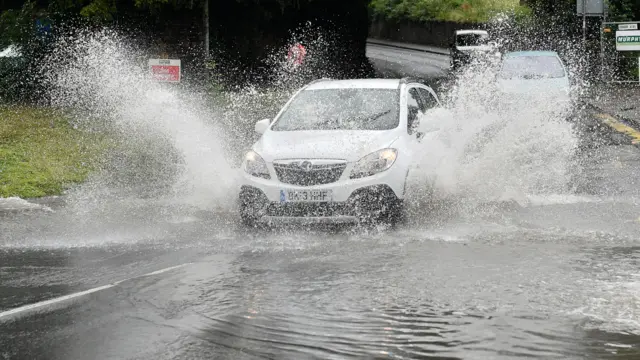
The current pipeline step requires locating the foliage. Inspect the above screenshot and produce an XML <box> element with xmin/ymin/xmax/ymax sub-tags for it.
<box><xmin>607</xmin><ymin>0</ymin><xmax>639</xmax><ymax>22</ymax></box>
<box><xmin>0</xmin><ymin>1</ymin><xmax>37</xmax><ymax>48</ymax></box>
<box><xmin>369</xmin><ymin>0</ymin><xmax>530</xmax><ymax>23</ymax></box>
<box><xmin>78</xmin><ymin>0</ymin><xmax>117</xmax><ymax>21</ymax></box>
<box><xmin>0</xmin><ymin>106</ymin><xmax>111</xmax><ymax>198</ymax></box>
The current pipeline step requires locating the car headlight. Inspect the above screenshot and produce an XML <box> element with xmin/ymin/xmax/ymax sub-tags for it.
<box><xmin>350</xmin><ymin>148</ymin><xmax>398</xmax><ymax>179</ymax></box>
<box><xmin>243</xmin><ymin>150</ymin><xmax>270</xmax><ymax>179</ymax></box>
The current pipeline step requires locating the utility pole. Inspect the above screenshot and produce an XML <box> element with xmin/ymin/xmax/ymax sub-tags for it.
<box><xmin>204</xmin><ymin>0</ymin><xmax>209</xmax><ymax>59</ymax></box>
<box><xmin>203</xmin><ymin>0</ymin><xmax>210</xmax><ymax>88</ymax></box>
<box><xmin>582</xmin><ymin>0</ymin><xmax>587</xmax><ymax>44</ymax></box>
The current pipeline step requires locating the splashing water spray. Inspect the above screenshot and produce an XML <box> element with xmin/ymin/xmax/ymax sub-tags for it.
<box><xmin>30</xmin><ymin>13</ymin><xmax>592</xmax><ymax>234</ymax></box>
<box><xmin>41</xmin><ymin>29</ymin><xmax>238</xmax><ymax>215</ymax></box>
<box><xmin>405</xmin><ymin>13</ymin><xmax>589</xmax><ymax>221</ymax></box>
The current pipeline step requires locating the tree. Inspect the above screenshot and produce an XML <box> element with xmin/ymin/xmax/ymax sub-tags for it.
<box><xmin>607</xmin><ymin>0</ymin><xmax>639</xmax><ymax>22</ymax></box>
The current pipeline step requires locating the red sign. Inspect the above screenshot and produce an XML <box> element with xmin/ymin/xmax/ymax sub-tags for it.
<box><xmin>148</xmin><ymin>59</ymin><xmax>181</xmax><ymax>83</ymax></box>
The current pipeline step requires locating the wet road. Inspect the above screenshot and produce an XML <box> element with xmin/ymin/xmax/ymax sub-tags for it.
<box><xmin>2</xmin><ymin>44</ymin><xmax>640</xmax><ymax>359</ymax></box>
<box><xmin>366</xmin><ymin>41</ymin><xmax>450</xmax><ymax>80</ymax></box>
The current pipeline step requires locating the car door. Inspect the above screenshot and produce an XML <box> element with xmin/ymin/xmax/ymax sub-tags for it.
<box><xmin>402</xmin><ymin>84</ymin><xmax>428</xmax><ymax>195</ymax></box>
<box><xmin>412</xmin><ymin>86</ymin><xmax>442</xmax><ymax>142</ymax></box>
<box><xmin>406</xmin><ymin>85</ymin><xmax>427</xmax><ymax>139</ymax></box>
<box><xmin>408</xmin><ymin>85</ymin><xmax>446</xmax><ymax>192</ymax></box>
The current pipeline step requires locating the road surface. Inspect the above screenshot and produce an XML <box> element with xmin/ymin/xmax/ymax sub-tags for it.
<box><xmin>366</xmin><ymin>40</ymin><xmax>450</xmax><ymax>80</ymax></box>
<box><xmin>2</xmin><ymin>42</ymin><xmax>640</xmax><ymax>360</ymax></box>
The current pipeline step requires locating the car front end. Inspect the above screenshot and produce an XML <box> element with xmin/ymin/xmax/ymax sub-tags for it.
<box><xmin>239</xmin><ymin>144</ymin><xmax>408</xmax><ymax>225</ymax></box>
<box><xmin>237</xmin><ymin>80</ymin><xmax>416</xmax><ymax>226</ymax></box>
<box><xmin>494</xmin><ymin>52</ymin><xmax>574</xmax><ymax>119</ymax></box>
<box><xmin>494</xmin><ymin>77</ymin><xmax>573</xmax><ymax>118</ymax></box>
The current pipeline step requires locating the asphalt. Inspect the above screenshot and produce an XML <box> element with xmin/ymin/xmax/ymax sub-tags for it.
<box><xmin>2</xmin><ymin>40</ymin><xmax>640</xmax><ymax>360</ymax></box>
<box><xmin>588</xmin><ymin>83</ymin><xmax>640</xmax><ymax>125</ymax></box>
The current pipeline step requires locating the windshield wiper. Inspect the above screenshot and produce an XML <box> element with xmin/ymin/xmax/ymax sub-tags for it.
<box><xmin>343</xmin><ymin>109</ymin><xmax>393</xmax><ymax>130</ymax></box>
<box><xmin>358</xmin><ymin>109</ymin><xmax>392</xmax><ymax>123</ymax></box>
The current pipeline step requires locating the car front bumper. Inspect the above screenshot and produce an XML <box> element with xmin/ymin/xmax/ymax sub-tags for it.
<box><xmin>238</xmin><ymin>166</ymin><xmax>407</xmax><ymax>224</ymax></box>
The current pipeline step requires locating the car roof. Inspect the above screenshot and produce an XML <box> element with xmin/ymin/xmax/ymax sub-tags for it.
<box><xmin>456</xmin><ymin>30</ymin><xmax>488</xmax><ymax>35</ymax></box>
<box><xmin>504</xmin><ymin>51</ymin><xmax>559</xmax><ymax>58</ymax></box>
<box><xmin>304</xmin><ymin>79</ymin><xmax>402</xmax><ymax>90</ymax></box>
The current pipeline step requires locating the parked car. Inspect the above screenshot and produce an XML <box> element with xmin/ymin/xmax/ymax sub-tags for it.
<box><xmin>238</xmin><ymin>77</ymin><xmax>444</xmax><ymax>227</ymax></box>
<box><xmin>494</xmin><ymin>51</ymin><xmax>573</xmax><ymax>113</ymax></box>
<box><xmin>449</xmin><ymin>29</ymin><xmax>497</xmax><ymax>71</ymax></box>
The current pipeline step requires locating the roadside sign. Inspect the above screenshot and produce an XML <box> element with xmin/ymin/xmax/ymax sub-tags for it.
<box><xmin>616</xmin><ymin>30</ymin><xmax>640</xmax><ymax>51</ymax></box>
<box><xmin>619</xmin><ymin>23</ymin><xmax>638</xmax><ymax>31</ymax></box>
<box><xmin>576</xmin><ymin>0</ymin><xmax>604</xmax><ymax>16</ymax></box>
<box><xmin>148</xmin><ymin>59</ymin><xmax>181</xmax><ymax>83</ymax></box>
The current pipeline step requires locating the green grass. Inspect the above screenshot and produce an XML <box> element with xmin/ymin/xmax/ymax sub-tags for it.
<box><xmin>0</xmin><ymin>106</ymin><xmax>111</xmax><ymax>198</ymax></box>
<box><xmin>370</xmin><ymin>0</ymin><xmax>531</xmax><ymax>23</ymax></box>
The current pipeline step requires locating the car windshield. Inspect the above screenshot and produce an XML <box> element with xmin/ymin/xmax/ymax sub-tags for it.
<box><xmin>498</xmin><ymin>55</ymin><xmax>566</xmax><ymax>79</ymax></box>
<box><xmin>271</xmin><ymin>88</ymin><xmax>400</xmax><ymax>131</ymax></box>
<box><xmin>456</xmin><ymin>33</ymin><xmax>488</xmax><ymax>47</ymax></box>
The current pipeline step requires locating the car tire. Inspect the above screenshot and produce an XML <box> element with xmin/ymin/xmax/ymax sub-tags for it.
<box><xmin>358</xmin><ymin>199</ymin><xmax>405</xmax><ymax>228</ymax></box>
<box><xmin>238</xmin><ymin>187</ymin><xmax>267</xmax><ymax>228</ymax></box>
<box><xmin>379</xmin><ymin>199</ymin><xmax>405</xmax><ymax>227</ymax></box>
<box><xmin>239</xmin><ymin>202</ymin><xmax>260</xmax><ymax>227</ymax></box>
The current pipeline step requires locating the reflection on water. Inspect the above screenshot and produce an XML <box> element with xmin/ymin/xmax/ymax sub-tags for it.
<box><xmin>0</xmin><ymin>215</ymin><xmax>639</xmax><ymax>359</ymax></box>
<box><xmin>181</xmin><ymin>235</ymin><xmax>640</xmax><ymax>359</ymax></box>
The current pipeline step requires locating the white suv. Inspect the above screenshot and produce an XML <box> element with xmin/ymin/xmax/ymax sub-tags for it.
<box><xmin>238</xmin><ymin>78</ymin><xmax>443</xmax><ymax>226</ymax></box>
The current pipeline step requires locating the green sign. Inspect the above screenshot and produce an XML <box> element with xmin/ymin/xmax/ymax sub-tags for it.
<box><xmin>616</xmin><ymin>31</ymin><xmax>640</xmax><ymax>51</ymax></box>
<box><xmin>618</xmin><ymin>36</ymin><xmax>640</xmax><ymax>44</ymax></box>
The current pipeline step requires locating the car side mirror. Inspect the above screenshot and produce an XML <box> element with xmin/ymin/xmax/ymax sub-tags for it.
<box><xmin>255</xmin><ymin>118</ymin><xmax>271</xmax><ymax>134</ymax></box>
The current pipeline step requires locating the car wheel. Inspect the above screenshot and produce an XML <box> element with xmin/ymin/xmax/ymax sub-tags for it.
<box><xmin>238</xmin><ymin>187</ymin><xmax>267</xmax><ymax>228</ymax></box>
<box><xmin>239</xmin><ymin>204</ymin><xmax>259</xmax><ymax>227</ymax></box>
<box><xmin>359</xmin><ymin>199</ymin><xmax>405</xmax><ymax>228</ymax></box>
<box><xmin>380</xmin><ymin>199</ymin><xmax>406</xmax><ymax>227</ymax></box>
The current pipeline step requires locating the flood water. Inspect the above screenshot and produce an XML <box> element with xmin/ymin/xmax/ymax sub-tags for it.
<box><xmin>1</xmin><ymin>30</ymin><xmax>640</xmax><ymax>359</ymax></box>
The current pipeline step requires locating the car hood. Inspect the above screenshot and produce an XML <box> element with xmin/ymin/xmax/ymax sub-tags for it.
<box><xmin>254</xmin><ymin>130</ymin><xmax>400</xmax><ymax>162</ymax></box>
<box><xmin>456</xmin><ymin>45</ymin><xmax>494</xmax><ymax>52</ymax></box>
<box><xmin>494</xmin><ymin>77</ymin><xmax>572</xmax><ymax>113</ymax></box>
<box><xmin>496</xmin><ymin>77</ymin><xmax>570</xmax><ymax>94</ymax></box>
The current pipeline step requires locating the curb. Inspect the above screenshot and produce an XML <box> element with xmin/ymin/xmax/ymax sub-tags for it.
<box><xmin>366</xmin><ymin>39</ymin><xmax>450</xmax><ymax>56</ymax></box>
<box><xmin>586</xmin><ymin>103</ymin><xmax>640</xmax><ymax>145</ymax></box>
<box><xmin>585</xmin><ymin>102</ymin><xmax>640</xmax><ymax>130</ymax></box>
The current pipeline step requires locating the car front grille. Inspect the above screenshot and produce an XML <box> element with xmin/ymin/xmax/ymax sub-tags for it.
<box><xmin>266</xmin><ymin>202</ymin><xmax>352</xmax><ymax>217</ymax></box>
<box><xmin>273</xmin><ymin>161</ymin><xmax>346</xmax><ymax>186</ymax></box>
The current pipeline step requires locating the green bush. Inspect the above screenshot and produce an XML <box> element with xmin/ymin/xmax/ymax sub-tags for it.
<box><xmin>369</xmin><ymin>0</ymin><xmax>530</xmax><ymax>23</ymax></box>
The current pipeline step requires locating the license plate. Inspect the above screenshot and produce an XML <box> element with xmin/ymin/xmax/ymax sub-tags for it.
<box><xmin>280</xmin><ymin>189</ymin><xmax>332</xmax><ymax>203</ymax></box>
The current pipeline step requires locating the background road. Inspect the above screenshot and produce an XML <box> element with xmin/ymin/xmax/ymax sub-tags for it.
<box><xmin>2</xmin><ymin>41</ymin><xmax>640</xmax><ymax>359</ymax></box>
<box><xmin>366</xmin><ymin>40</ymin><xmax>450</xmax><ymax>81</ymax></box>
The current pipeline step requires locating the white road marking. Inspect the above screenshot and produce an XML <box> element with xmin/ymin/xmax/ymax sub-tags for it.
<box><xmin>0</xmin><ymin>263</ymin><xmax>192</xmax><ymax>321</ymax></box>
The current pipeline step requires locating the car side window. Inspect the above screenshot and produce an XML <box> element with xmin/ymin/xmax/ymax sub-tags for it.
<box><xmin>417</xmin><ymin>88</ymin><xmax>439</xmax><ymax>112</ymax></box>
<box><xmin>407</xmin><ymin>87</ymin><xmax>425</xmax><ymax>135</ymax></box>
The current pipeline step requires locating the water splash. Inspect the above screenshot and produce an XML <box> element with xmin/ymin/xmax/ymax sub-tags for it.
<box><xmin>12</xmin><ymin>18</ymin><xmax>588</xmax><ymax>235</ymax></box>
<box><xmin>41</xmin><ymin>29</ymin><xmax>238</xmax><ymax>211</ymax></box>
<box><xmin>407</xmin><ymin>16</ymin><xmax>584</xmax><ymax>212</ymax></box>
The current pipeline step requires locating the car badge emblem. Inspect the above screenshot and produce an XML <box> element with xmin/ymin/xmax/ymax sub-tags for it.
<box><xmin>300</xmin><ymin>161</ymin><xmax>313</xmax><ymax>172</ymax></box>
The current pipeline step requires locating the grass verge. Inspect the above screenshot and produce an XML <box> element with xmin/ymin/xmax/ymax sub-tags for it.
<box><xmin>0</xmin><ymin>106</ymin><xmax>111</xmax><ymax>198</ymax></box>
